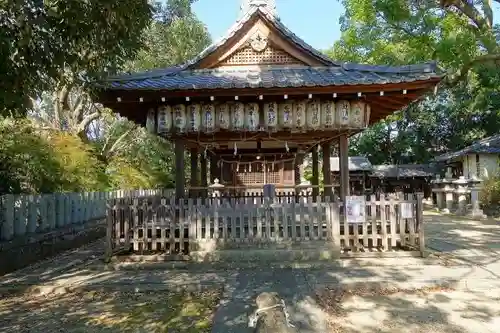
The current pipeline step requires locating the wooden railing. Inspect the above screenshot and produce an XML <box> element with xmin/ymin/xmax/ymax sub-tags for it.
<box><xmin>106</xmin><ymin>192</ymin><xmax>424</xmax><ymax>258</ymax></box>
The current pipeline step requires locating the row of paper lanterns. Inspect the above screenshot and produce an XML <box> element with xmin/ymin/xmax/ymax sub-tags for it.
<box><xmin>145</xmin><ymin>100</ymin><xmax>370</xmax><ymax>133</ymax></box>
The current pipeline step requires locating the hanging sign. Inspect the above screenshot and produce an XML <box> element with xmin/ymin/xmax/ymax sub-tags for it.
<box><xmin>293</xmin><ymin>100</ymin><xmax>306</xmax><ymax>130</ymax></box>
<box><xmin>231</xmin><ymin>102</ymin><xmax>245</xmax><ymax>130</ymax></box>
<box><xmin>345</xmin><ymin>195</ymin><xmax>366</xmax><ymax>223</ymax></box>
<box><xmin>245</xmin><ymin>102</ymin><xmax>260</xmax><ymax>131</ymax></box>
<box><xmin>202</xmin><ymin>103</ymin><xmax>215</xmax><ymax>132</ymax></box>
<box><xmin>146</xmin><ymin>108</ymin><xmax>155</xmax><ymax>133</ymax></box>
<box><xmin>157</xmin><ymin>105</ymin><xmax>172</xmax><ymax>134</ymax></box>
<box><xmin>336</xmin><ymin>100</ymin><xmax>350</xmax><ymax>126</ymax></box>
<box><xmin>350</xmin><ymin>101</ymin><xmax>365</xmax><ymax>128</ymax></box>
<box><xmin>217</xmin><ymin>103</ymin><xmax>230</xmax><ymax>130</ymax></box>
<box><xmin>264</xmin><ymin>102</ymin><xmax>278</xmax><ymax>129</ymax></box>
<box><xmin>400</xmin><ymin>202</ymin><xmax>414</xmax><ymax>219</ymax></box>
<box><xmin>321</xmin><ymin>101</ymin><xmax>335</xmax><ymax>128</ymax></box>
<box><xmin>306</xmin><ymin>100</ymin><xmax>321</xmax><ymax>129</ymax></box>
<box><xmin>173</xmin><ymin>104</ymin><xmax>187</xmax><ymax>132</ymax></box>
<box><xmin>279</xmin><ymin>101</ymin><xmax>293</xmax><ymax>128</ymax></box>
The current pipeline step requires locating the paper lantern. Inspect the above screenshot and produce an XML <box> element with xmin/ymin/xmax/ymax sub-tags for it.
<box><xmin>187</xmin><ymin>104</ymin><xmax>201</xmax><ymax>132</ymax></box>
<box><xmin>231</xmin><ymin>102</ymin><xmax>245</xmax><ymax>130</ymax></box>
<box><xmin>306</xmin><ymin>100</ymin><xmax>321</xmax><ymax>130</ymax></box>
<box><xmin>350</xmin><ymin>101</ymin><xmax>366</xmax><ymax>128</ymax></box>
<box><xmin>173</xmin><ymin>104</ymin><xmax>187</xmax><ymax>132</ymax></box>
<box><xmin>365</xmin><ymin>104</ymin><xmax>371</xmax><ymax>127</ymax></box>
<box><xmin>336</xmin><ymin>100</ymin><xmax>350</xmax><ymax>126</ymax></box>
<box><xmin>321</xmin><ymin>101</ymin><xmax>335</xmax><ymax>128</ymax></box>
<box><xmin>245</xmin><ymin>103</ymin><xmax>260</xmax><ymax>131</ymax></box>
<box><xmin>279</xmin><ymin>101</ymin><xmax>293</xmax><ymax>128</ymax></box>
<box><xmin>146</xmin><ymin>108</ymin><xmax>155</xmax><ymax>133</ymax></box>
<box><xmin>293</xmin><ymin>100</ymin><xmax>306</xmax><ymax>130</ymax></box>
<box><xmin>157</xmin><ymin>105</ymin><xmax>172</xmax><ymax>134</ymax></box>
<box><xmin>217</xmin><ymin>103</ymin><xmax>230</xmax><ymax>130</ymax></box>
<box><xmin>264</xmin><ymin>102</ymin><xmax>278</xmax><ymax>129</ymax></box>
<box><xmin>202</xmin><ymin>103</ymin><xmax>216</xmax><ymax>132</ymax></box>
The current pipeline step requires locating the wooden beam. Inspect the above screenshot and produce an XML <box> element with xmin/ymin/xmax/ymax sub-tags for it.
<box><xmin>189</xmin><ymin>147</ymin><xmax>199</xmax><ymax>197</ymax></box>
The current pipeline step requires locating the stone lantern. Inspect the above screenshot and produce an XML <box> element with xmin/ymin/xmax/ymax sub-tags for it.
<box><xmin>431</xmin><ymin>175</ymin><xmax>444</xmax><ymax>211</ymax></box>
<box><xmin>441</xmin><ymin>176</ymin><xmax>454</xmax><ymax>213</ymax></box>
<box><xmin>209</xmin><ymin>178</ymin><xmax>225</xmax><ymax>205</ymax></box>
<box><xmin>452</xmin><ymin>176</ymin><xmax>469</xmax><ymax>215</ymax></box>
<box><xmin>468</xmin><ymin>176</ymin><xmax>486</xmax><ymax>218</ymax></box>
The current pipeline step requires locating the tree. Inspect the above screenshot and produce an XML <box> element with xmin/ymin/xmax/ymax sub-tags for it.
<box><xmin>331</xmin><ymin>0</ymin><xmax>500</xmax><ymax>164</ymax></box>
<box><xmin>330</xmin><ymin>0</ymin><xmax>500</xmax><ymax>85</ymax></box>
<box><xmin>0</xmin><ymin>0</ymin><xmax>152</xmax><ymax>117</ymax></box>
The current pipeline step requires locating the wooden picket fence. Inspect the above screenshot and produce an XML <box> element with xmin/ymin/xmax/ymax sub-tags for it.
<box><xmin>0</xmin><ymin>189</ymin><xmax>166</xmax><ymax>242</ymax></box>
<box><xmin>107</xmin><ymin>192</ymin><xmax>425</xmax><ymax>258</ymax></box>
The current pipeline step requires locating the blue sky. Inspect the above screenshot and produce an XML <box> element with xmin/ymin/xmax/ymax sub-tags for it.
<box><xmin>193</xmin><ymin>0</ymin><xmax>500</xmax><ymax>51</ymax></box>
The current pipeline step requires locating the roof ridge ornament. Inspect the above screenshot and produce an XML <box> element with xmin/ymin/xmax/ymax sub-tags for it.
<box><xmin>240</xmin><ymin>0</ymin><xmax>277</xmax><ymax>18</ymax></box>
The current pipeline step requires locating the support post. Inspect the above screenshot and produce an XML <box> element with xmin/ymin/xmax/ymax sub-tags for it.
<box><xmin>175</xmin><ymin>138</ymin><xmax>185</xmax><ymax>200</ymax></box>
<box><xmin>210</xmin><ymin>154</ymin><xmax>220</xmax><ymax>183</ymax></box>
<box><xmin>322</xmin><ymin>142</ymin><xmax>332</xmax><ymax>200</ymax></box>
<box><xmin>312</xmin><ymin>146</ymin><xmax>319</xmax><ymax>199</ymax></box>
<box><xmin>339</xmin><ymin>134</ymin><xmax>350</xmax><ymax>202</ymax></box>
<box><xmin>189</xmin><ymin>148</ymin><xmax>199</xmax><ymax>198</ymax></box>
<box><xmin>200</xmin><ymin>153</ymin><xmax>208</xmax><ymax>199</ymax></box>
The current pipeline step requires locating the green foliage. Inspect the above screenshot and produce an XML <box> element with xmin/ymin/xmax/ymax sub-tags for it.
<box><xmin>332</xmin><ymin>0</ymin><xmax>500</xmax><ymax>164</ymax></box>
<box><xmin>124</xmin><ymin>0</ymin><xmax>211</xmax><ymax>71</ymax></box>
<box><xmin>480</xmin><ymin>176</ymin><xmax>500</xmax><ymax>208</ymax></box>
<box><xmin>1</xmin><ymin>0</ymin><xmax>152</xmax><ymax>116</ymax></box>
<box><xmin>0</xmin><ymin>118</ymin><xmax>109</xmax><ymax>194</ymax></box>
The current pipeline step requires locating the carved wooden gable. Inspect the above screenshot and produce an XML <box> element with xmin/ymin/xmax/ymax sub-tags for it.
<box><xmin>220</xmin><ymin>44</ymin><xmax>303</xmax><ymax>66</ymax></box>
<box><xmin>194</xmin><ymin>15</ymin><xmax>324</xmax><ymax>69</ymax></box>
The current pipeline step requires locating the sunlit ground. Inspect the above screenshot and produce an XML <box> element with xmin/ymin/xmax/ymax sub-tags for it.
<box><xmin>316</xmin><ymin>285</ymin><xmax>500</xmax><ymax>333</ymax></box>
<box><xmin>0</xmin><ymin>289</ymin><xmax>222</xmax><ymax>333</ymax></box>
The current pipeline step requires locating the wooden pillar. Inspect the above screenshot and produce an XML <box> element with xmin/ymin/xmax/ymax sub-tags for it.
<box><xmin>189</xmin><ymin>148</ymin><xmax>199</xmax><ymax>198</ymax></box>
<box><xmin>200</xmin><ymin>153</ymin><xmax>208</xmax><ymax>197</ymax></box>
<box><xmin>339</xmin><ymin>134</ymin><xmax>349</xmax><ymax>201</ymax></box>
<box><xmin>210</xmin><ymin>154</ymin><xmax>220</xmax><ymax>184</ymax></box>
<box><xmin>312</xmin><ymin>146</ymin><xmax>319</xmax><ymax>199</ymax></box>
<box><xmin>175</xmin><ymin>138</ymin><xmax>185</xmax><ymax>200</ymax></box>
<box><xmin>322</xmin><ymin>142</ymin><xmax>332</xmax><ymax>200</ymax></box>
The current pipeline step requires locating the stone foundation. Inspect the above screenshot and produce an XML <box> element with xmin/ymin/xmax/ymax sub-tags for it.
<box><xmin>0</xmin><ymin>219</ymin><xmax>105</xmax><ymax>275</ymax></box>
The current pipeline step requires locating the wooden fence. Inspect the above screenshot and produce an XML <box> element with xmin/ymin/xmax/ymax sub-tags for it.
<box><xmin>0</xmin><ymin>189</ymin><xmax>165</xmax><ymax>242</ymax></box>
<box><xmin>107</xmin><ymin>192</ymin><xmax>425</xmax><ymax>258</ymax></box>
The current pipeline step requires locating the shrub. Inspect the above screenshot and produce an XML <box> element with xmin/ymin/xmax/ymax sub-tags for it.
<box><xmin>479</xmin><ymin>175</ymin><xmax>500</xmax><ymax>207</ymax></box>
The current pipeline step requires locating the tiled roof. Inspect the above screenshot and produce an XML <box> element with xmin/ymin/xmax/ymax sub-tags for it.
<box><xmin>330</xmin><ymin>157</ymin><xmax>373</xmax><ymax>172</ymax></box>
<box><xmin>370</xmin><ymin>164</ymin><xmax>436</xmax><ymax>178</ymax></box>
<box><xmin>435</xmin><ymin>134</ymin><xmax>500</xmax><ymax>162</ymax></box>
<box><xmin>101</xmin><ymin>6</ymin><xmax>441</xmax><ymax>91</ymax></box>
<box><xmin>104</xmin><ymin>64</ymin><xmax>441</xmax><ymax>91</ymax></box>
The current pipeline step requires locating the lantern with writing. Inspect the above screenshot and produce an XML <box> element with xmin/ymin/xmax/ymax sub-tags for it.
<box><xmin>264</xmin><ymin>102</ymin><xmax>278</xmax><ymax>130</ymax></box>
<box><xmin>187</xmin><ymin>104</ymin><xmax>201</xmax><ymax>132</ymax></box>
<box><xmin>336</xmin><ymin>100</ymin><xmax>350</xmax><ymax>126</ymax></box>
<box><xmin>231</xmin><ymin>102</ymin><xmax>245</xmax><ymax>130</ymax></box>
<box><xmin>350</xmin><ymin>101</ymin><xmax>366</xmax><ymax>128</ymax></box>
<box><xmin>279</xmin><ymin>101</ymin><xmax>293</xmax><ymax>128</ymax></box>
<box><xmin>157</xmin><ymin>105</ymin><xmax>172</xmax><ymax>134</ymax></box>
<box><xmin>202</xmin><ymin>103</ymin><xmax>216</xmax><ymax>132</ymax></box>
<box><xmin>245</xmin><ymin>103</ymin><xmax>260</xmax><ymax>131</ymax></box>
<box><xmin>365</xmin><ymin>104</ymin><xmax>371</xmax><ymax>127</ymax></box>
<box><xmin>321</xmin><ymin>101</ymin><xmax>335</xmax><ymax>129</ymax></box>
<box><xmin>293</xmin><ymin>100</ymin><xmax>306</xmax><ymax>131</ymax></box>
<box><xmin>306</xmin><ymin>100</ymin><xmax>321</xmax><ymax>130</ymax></box>
<box><xmin>146</xmin><ymin>108</ymin><xmax>155</xmax><ymax>133</ymax></box>
<box><xmin>173</xmin><ymin>104</ymin><xmax>187</xmax><ymax>133</ymax></box>
<box><xmin>217</xmin><ymin>103</ymin><xmax>230</xmax><ymax>130</ymax></box>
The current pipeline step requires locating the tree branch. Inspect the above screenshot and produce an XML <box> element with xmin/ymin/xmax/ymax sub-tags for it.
<box><xmin>76</xmin><ymin>111</ymin><xmax>101</xmax><ymax>138</ymax></box>
<box><xmin>441</xmin><ymin>0</ymin><xmax>491</xmax><ymax>31</ymax></box>
<box><xmin>106</xmin><ymin>128</ymin><xmax>135</xmax><ymax>157</ymax></box>
<box><xmin>447</xmin><ymin>53</ymin><xmax>500</xmax><ymax>85</ymax></box>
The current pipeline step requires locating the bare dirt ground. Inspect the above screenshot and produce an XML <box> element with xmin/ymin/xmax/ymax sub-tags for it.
<box><xmin>0</xmin><ymin>289</ymin><xmax>222</xmax><ymax>333</ymax></box>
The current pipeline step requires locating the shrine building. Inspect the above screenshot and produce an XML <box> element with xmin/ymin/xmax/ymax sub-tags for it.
<box><xmin>95</xmin><ymin>0</ymin><xmax>442</xmax><ymax>201</ymax></box>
